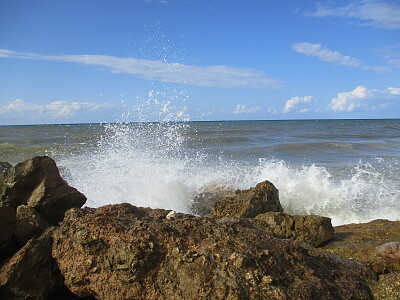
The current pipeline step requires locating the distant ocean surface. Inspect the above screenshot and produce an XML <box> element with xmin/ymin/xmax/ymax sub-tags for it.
<box><xmin>1</xmin><ymin>119</ymin><xmax>399</xmax><ymax>226</ymax></box>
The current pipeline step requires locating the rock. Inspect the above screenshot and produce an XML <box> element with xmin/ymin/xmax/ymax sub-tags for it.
<box><xmin>211</xmin><ymin>180</ymin><xmax>283</xmax><ymax>219</ymax></box>
<box><xmin>376</xmin><ymin>242</ymin><xmax>400</xmax><ymax>261</ymax></box>
<box><xmin>166</xmin><ymin>210</ymin><xmax>177</xmax><ymax>220</ymax></box>
<box><xmin>0</xmin><ymin>162</ymin><xmax>12</xmax><ymax>174</ymax></box>
<box><xmin>255</xmin><ymin>212</ymin><xmax>334</xmax><ymax>247</ymax></box>
<box><xmin>191</xmin><ymin>185</ymin><xmax>236</xmax><ymax>216</ymax></box>
<box><xmin>372</xmin><ymin>272</ymin><xmax>400</xmax><ymax>300</ymax></box>
<box><xmin>320</xmin><ymin>219</ymin><xmax>400</xmax><ymax>273</ymax></box>
<box><xmin>0</xmin><ymin>206</ymin><xmax>19</xmax><ymax>263</ymax></box>
<box><xmin>53</xmin><ymin>203</ymin><xmax>376</xmax><ymax>299</ymax></box>
<box><xmin>15</xmin><ymin>205</ymin><xmax>52</xmax><ymax>244</ymax></box>
<box><xmin>0</xmin><ymin>156</ymin><xmax>86</xmax><ymax>224</ymax></box>
<box><xmin>0</xmin><ymin>227</ymin><xmax>64</xmax><ymax>299</ymax></box>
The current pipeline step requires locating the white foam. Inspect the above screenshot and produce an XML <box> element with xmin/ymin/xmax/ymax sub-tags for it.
<box><xmin>59</xmin><ymin>121</ymin><xmax>400</xmax><ymax>226</ymax></box>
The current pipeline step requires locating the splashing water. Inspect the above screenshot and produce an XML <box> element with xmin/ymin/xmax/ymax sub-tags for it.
<box><xmin>59</xmin><ymin>119</ymin><xmax>400</xmax><ymax>226</ymax></box>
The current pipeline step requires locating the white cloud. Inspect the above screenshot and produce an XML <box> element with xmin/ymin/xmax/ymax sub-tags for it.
<box><xmin>388</xmin><ymin>87</ymin><xmax>400</xmax><ymax>94</ymax></box>
<box><xmin>0</xmin><ymin>99</ymin><xmax>113</xmax><ymax>124</ymax></box>
<box><xmin>0</xmin><ymin>49</ymin><xmax>283</xmax><ymax>89</ymax></box>
<box><xmin>233</xmin><ymin>104</ymin><xmax>260</xmax><ymax>115</ymax></box>
<box><xmin>388</xmin><ymin>58</ymin><xmax>400</xmax><ymax>68</ymax></box>
<box><xmin>306</xmin><ymin>0</ymin><xmax>400</xmax><ymax>29</ymax></box>
<box><xmin>330</xmin><ymin>86</ymin><xmax>400</xmax><ymax>111</ymax></box>
<box><xmin>293</xmin><ymin>42</ymin><xmax>391</xmax><ymax>74</ymax></box>
<box><xmin>283</xmin><ymin>96</ymin><xmax>313</xmax><ymax>113</ymax></box>
<box><xmin>292</xmin><ymin>42</ymin><xmax>362</xmax><ymax>67</ymax></box>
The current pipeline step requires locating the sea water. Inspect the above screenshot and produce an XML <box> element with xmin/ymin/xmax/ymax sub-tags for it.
<box><xmin>0</xmin><ymin>119</ymin><xmax>399</xmax><ymax>226</ymax></box>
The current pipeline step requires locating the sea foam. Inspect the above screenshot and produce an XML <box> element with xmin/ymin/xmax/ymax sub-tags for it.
<box><xmin>59</xmin><ymin>120</ymin><xmax>400</xmax><ymax>226</ymax></box>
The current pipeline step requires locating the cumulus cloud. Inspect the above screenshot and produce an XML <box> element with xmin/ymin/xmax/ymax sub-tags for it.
<box><xmin>0</xmin><ymin>99</ymin><xmax>113</xmax><ymax>124</ymax></box>
<box><xmin>0</xmin><ymin>49</ymin><xmax>283</xmax><ymax>89</ymax></box>
<box><xmin>330</xmin><ymin>86</ymin><xmax>400</xmax><ymax>111</ymax></box>
<box><xmin>306</xmin><ymin>0</ymin><xmax>400</xmax><ymax>29</ymax></box>
<box><xmin>292</xmin><ymin>42</ymin><xmax>362</xmax><ymax>67</ymax></box>
<box><xmin>233</xmin><ymin>104</ymin><xmax>260</xmax><ymax>115</ymax></box>
<box><xmin>283</xmin><ymin>96</ymin><xmax>314</xmax><ymax>113</ymax></box>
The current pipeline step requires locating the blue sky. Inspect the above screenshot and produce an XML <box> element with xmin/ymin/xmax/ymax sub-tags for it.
<box><xmin>0</xmin><ymin>0</ymin><xmax>399</xmax><ymax>125</ymax></box>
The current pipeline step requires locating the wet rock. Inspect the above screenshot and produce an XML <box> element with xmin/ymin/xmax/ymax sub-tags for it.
<box><xmin>15</xmin><ymin>205</ymin><xmax>52</xmax><ymax>244</ymax></box>
<box><xmin>0</xmin><ymin>206</ymin><xmax>19</xmax><ymax>263</ymax></box>
<box><xmin>53</xmin><ymin>203</ymin><xmax>376</xmax><ymax>300</ymax></box>
<box><xmin>0</xmin><ymin>162</ymin><xmax>12</xmax><ymax>174</ymax></box>
<box><xmin>191</xmin><ymin>185</ymin><xmax>235</xmax><ymax>216</ymax></box>
<box><xmin>255</xmin><ymin>212</ymin><xmax>334</xmax><ymax>247</ymax></box>
<box><xmin>0</xmin><ymin>156</ymin><xmax>86</xmax><ymax>224</ymax></box>
<box><xmin>372</xmin><ymin>272</ymin><xmax>400</xmax><ymax>300</ymax></box>
<box><xmin>0</xmin><ymin>227</ymin><xmax>63</xmax><ymax>299</ymax></box>
<box><xmin>320</xmin><ymin>219</ymin><xmax>400</xmax><ymax>273</ymax></box>
<box><xmin>211</xmin><ymin>180</ymin><xmax>283</xmax><ymax>219</ymax></box>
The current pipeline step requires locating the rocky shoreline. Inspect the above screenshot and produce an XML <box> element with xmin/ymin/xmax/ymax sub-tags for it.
<box><xmin>0</xmin><ymin>156</ymin><xmax>399</xmax><ymax>299</ymax></box>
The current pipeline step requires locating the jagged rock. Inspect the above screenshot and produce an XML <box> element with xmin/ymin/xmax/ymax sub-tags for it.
<box><xmin>320</xmin><ymin>219</ymin><xmax>400</xmax><ymax>273</ymax></box>
<box><xmin>0</xmin><ymin>156</ymin><xmax>86</xmax><ymax>224</ymax></box>
<box><xmin>211</xmin><ymin>180</ymin><xmax>283</xmax><ymax>219</ymax></box>
<box><xmin>0</xmin><ymin>162</ymin><xmax>12</xmax><ymax>174</ymax></box>
<box><xmin>372</xmin><ymin>272</ymin><xmax>400</xmax><ymax>300</ymax></box>
<box><xmin>53</xmin><ymin>203</ymin><xmax>376</xmax><ymax>300</ymax></box>
<box><xmin>255</xmin><ymin>212</ymin><xmax>334</xmax><ymax>247</ymax></box>
<box><xmin>0</xmin><ymin>206</ymin><xmax>19</xmax><ymax>263</ymax></box>
<box><xmin>0</xmin><ymin>227</ymin><xmax>64</xmax><ymax>299</ymax></box>
<box><xmin>191</xmin><ymin>185</ymin><xmax>235</xmax><ymax>216</ymax></box>
<box><xmin>15</xmin><ymin>205</ymin><xmax>52</xmax><ymax>245</ymax></box>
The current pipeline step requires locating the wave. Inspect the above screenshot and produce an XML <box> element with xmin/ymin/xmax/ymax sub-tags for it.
<box><xmin>58</xmin><ymin>122</ymin><xmax>400</xmax><ymax>226</ymax></box>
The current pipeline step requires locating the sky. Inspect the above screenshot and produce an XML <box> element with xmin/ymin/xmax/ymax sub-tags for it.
<box><xmin>0</xmin><ymin>0</ymin><xmax>400</xmax><ymax>125</ymax></box>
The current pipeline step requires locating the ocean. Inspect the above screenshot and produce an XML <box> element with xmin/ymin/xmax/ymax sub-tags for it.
<box><xmin>1</xmin><ymin>119</ymin><xmax>399</xmax><ymax>226</ymax></box>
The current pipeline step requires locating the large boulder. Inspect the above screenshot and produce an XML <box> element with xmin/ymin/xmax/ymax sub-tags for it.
<box><xmin>0</xmin><ymin>156</ymin><xmax>86</xmax><ymax>224</ymax></box>
<box><xmin>211</xmin><ymin>180</ymin><xmax>283</xmax><ymax>219</ymax></box>
<box><xmin>53</xmin><ymin>203</ymin><xmax>376</xmax><ymax>300</ymax></box>
<box><xmin>320</xmin><ymin>219</ymin><xmax>400</xmax><ymax>273</ymax></box>
<box><xmin>255</xmin><ymin>212</ymin><xmax>334</xmax><ymax>247</ymax></box>
<box><xmin>372</xmin><ymin>272</ymin><xmax>400</xmax><ymax>299</ymax></box>
<box><xmin>0</xmin><ymin>227</ymin><xmax>64</xmax><ymax>299</ymax></box>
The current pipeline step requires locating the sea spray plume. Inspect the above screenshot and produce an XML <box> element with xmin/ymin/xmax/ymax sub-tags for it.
<box><xmin>255</xmin><ymin>158</ymin><xmax>400</xmax><ymax>225</ymax></box>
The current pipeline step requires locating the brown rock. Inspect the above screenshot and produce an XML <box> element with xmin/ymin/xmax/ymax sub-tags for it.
<box><xmin>211</xmin><ymin>180</ymin><xmax>283</xmax><ymax>219</ymax></box>
<box><xmin>376</xmin><ymin>242</ymin><xmax>400</xmax><ymax>261</ymax></box>
<box><xmin>53</xmin><ymin>203</ymin><xmax>376</xmax><ymax>300</ymax></box>
<box><xmin>320</xmin><ymin>219</ymin><xmax>400</xmax><ymax>273</ymax></box>
<box><xmin>372</xmin><ymin>272</ymin><xmax>400</xmax><ymax>300</ymax></box>
<box><xmin>255</xmin><ymin>212</ymin><xmax>334</xmax><ymax>247</ymax></box>
<box><xmin>0</xmin><ymin>156</ymin><xmax>86</xmax><ymax>224</ymax></box>
<box><xmin>0</xmin><ymin>227</ymin><xmax>64</xmax><ymax>299</ymax></box>
<box><xmin>15</xmin><ymin>205</ymin><xmax>52</xmax><ymax>245</ymax></box>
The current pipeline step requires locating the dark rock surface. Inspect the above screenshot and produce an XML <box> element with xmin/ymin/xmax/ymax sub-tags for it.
<box><xmin>53</xmin><ymin>203</ymin><xmax>376</xmax><ymax>300</ymax></box>
<box><xmin>320</xmin><ymin>219</ymin><xmax>400</xmax><ymax>274</ymax></box>
<box><xmin>255</xmin><ymin>212</ymin><xmax>334</xmax><ymax>247</ymax></box>
<box><xmin>0</xmin><ymin>206</ymin><xmax>19</xmax><ymax>263</ymax></box>
<box><xmin>211</xmin><ymin>180</ymin><xmax>283</xmax><ymax>219</ymax></box>
<box><xmin>0</xmin><ymin>162</ymin><xmax>12</xmax><ymax>174</ymax></box>
<box><xmin>0</xmin><ymin>227</ymin><xmax>64</xmax><ymax>300</ymax></box>
<box><xmin>0</xmin><ymin>156</ymin><xmax>86</xmax><ymax>224</ymax></box>
<box><xmin>15</xmin><ymin>205</ymin><xmax>52</xmax><ymax>244</ymax></box>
